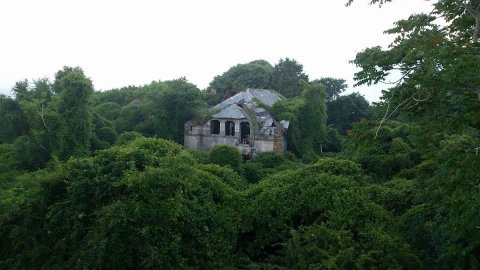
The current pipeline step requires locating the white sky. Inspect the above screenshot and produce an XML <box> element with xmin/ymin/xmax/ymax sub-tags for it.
<box><xmin>0</xmin><ymin>0</ymin><xmax>435</xmax><ymax>102</ymax></box>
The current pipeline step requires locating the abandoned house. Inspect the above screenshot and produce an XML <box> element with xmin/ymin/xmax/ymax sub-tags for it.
<box><xmin>184</xmin><ymin>88</ymin><xmax>289</xmax><ymax>158</ymax></box>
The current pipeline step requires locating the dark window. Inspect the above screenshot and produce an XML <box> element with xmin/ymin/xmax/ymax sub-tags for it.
<box><xmin>225</xmin><ymin>121</ymin><xmax>235</xmax><ymax>136</ymax></box>
<box><xmin>211</xmin><ymin>120</ymin><xmax>220</xmax><ymax>134</ymax></box>
<box><xmin>240</xmin><ymin>122</ymin><xmax>250</xmax><ymax>144</ymax></box>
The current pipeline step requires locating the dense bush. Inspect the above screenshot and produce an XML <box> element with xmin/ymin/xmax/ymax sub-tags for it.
<box><xmin>0</xmin><ymin>138</ymin><xmax>244</xmax><ymax>269</ymax></box>
<box><xmin>208</xmin><ymin>145</ymin><xmax>243</xmax><ymax>173</ymax></box>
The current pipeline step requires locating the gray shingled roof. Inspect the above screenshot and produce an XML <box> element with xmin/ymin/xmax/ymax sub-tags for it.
<box><xmin>210</xmin><ymin>89</ymin><xmax>288</xmax><ymax>133</ymax></box>
<box><xmin>213</xmin><ymin>88</ymin><xmax>284</xmax><ymax>111</ymax></box>
<box><xmin>212</xmin><ymin>104</ymin><xmax>249</xmax><ymax>119</ymax></box>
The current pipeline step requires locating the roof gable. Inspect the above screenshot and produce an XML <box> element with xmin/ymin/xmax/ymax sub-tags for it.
<box><xmin>207</xmin><ymin>89</ymin><xmax>288</xmax><ymax>133</ymax></box>
<box><xmin>212</xmin><ymin>104</ymin><xmax>249</xmax><ymax>120</ymax></box>
<box><xmin>214</xmin><ymin>88</ymin><xmax>283</xmax><ymax>111</ymax></box>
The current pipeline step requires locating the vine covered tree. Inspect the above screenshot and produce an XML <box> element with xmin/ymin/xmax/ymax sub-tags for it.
<box><xmin>346</xmin><ymin>0</ymin><xmax>480</xmax><ymax>267</ymax></box>
<box><xmin>55</xmin><ymin>66</ymin><xmax>94</xmax><ymax>159</ymax></box>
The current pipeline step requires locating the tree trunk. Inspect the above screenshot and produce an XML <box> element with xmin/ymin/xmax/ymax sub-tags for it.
<box><xmin>473</xmin><ymin>7</ymin><xmax>480</xmax><ymax>43</ymax></box>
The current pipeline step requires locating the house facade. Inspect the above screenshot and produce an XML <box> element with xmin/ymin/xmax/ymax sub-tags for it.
<box><xmin>184</xmin><ymin>89</ymin><xmax>289</xmax><ymax>158</ymax></box>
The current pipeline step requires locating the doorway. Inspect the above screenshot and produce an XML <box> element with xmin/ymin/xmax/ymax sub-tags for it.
<box><xmin>240</xmin><ymin>122</ymin><xmax>250</xmax><ymax>144</ymax></box>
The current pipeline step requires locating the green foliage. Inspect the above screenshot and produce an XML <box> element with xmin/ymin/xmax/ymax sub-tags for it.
<box><xmin>209</xmin><ymin>145</ymin><xmax>243</xmax><ymax>173</ymax></box>
<box><xmin>150</xmin><ymin>79</ymin><xmax>206</xmax><ymax>143</ymax></box>
<box><xmin>270</xmin><ymin>82</ymin><xmax>328</xmax><ymax>157</ymax></box>
<box><xmin>207</xmin><ymin>60</ymin><xmax>274</xmax><ymax>102</ymax></box>
<box><xmin>324</xmin><ymin>126</ymin><xmax>342</xmax><ymax>152</ymax></box>
<box><xmin>96</xmin><ymin>126</ymin><xmax>118</xmax><ymax>146</ymax></box>
<box><xmin>366</xmin><ymin>178</ymin><xmax>418</xmax><ymax>215</ymax></box>
<box><xmin>240</xmin><ymin>158</ymin><xmax>420</xmax><ymax>268</ymax></box>
<box><xmin>327</xmin><ymin>92</ymin><xmax>370</xmax><ymax>135</ymax></box>
<box><xmin>92</xmin><ymin>78</ymin><xmax>206</xmax><ymax>144</ymax></box>
<box><xmin>55</xmin><ymin>66</ymin><xmax>94</xmax><ymax>159</ymax></box>
<box><xmin>0</xmin><ymin>144</ymin><xmax>17</xmax><ymax>175</ymax></box>
<box><xmin>342</xmin><ymin>120</ymin><xmax>420</xmax><ymax>180</ymax></box>
<box><xmin>300</xmin><ymin>81</ymin><xmax>328</xmax><ymax>155</ymax></box>
<box><xmin>314</xmin><ymin>77</ymin><xmax>348</xmax><ymax>102</ymax></box>
<box><xmin>12</xmin><ymin>136</ymin><xmax>50</xmax><ymax>171</ymax></box>
<box><xmin>270</xmin><ymin>58</ymin><xmax>309</xmax><ymax>98</ymax></box>
<box><xmin>197</xmin><ymin>163</ymin><xmax>248</xmax><ymax>190</ymax></box>
<box><xmin>424</xmin><ymin>134</ymin><xmax>480</xmax><ymax>268</ymax></box>
<box><xmin>349</xmin><ymin>2</ymin><xmax>480</xmax><ymax>133</ymax></box>
<box><xmin>307</xmin><ymin>157</ymin><xmax>365</xmax><ymax>181</ymax></box>
<box><xmin>1</xmin><ymin>12</ymin><xmax>479</xmax><ymax>267</ymax></box>
<box><xmin>116</xmin><ymin>131</ymin><xmax>144</xmax><ymax>146</ymax></box>
<box><xmin>344</xmin><ymin>2</ymin><xmax>480</xmax><ymax>268</ymax></box>
<box><xmin>241</xmin><ymin>152</ymin><xmax>301</xmax><ymax>183</ymax></box>
<box><xmin>93</xmin><ymin>101</ymin><xmax>122</xmax><ymax>121</ymax></box>
<box><xmin>0</xmin><ymin>95</ymin><xmax>29</xmax><ymax>144</ymax></box>
<box><xmin>0</xmin><ymin>138</ymin><xmax>244</xmax><ymax>269</ymax></box>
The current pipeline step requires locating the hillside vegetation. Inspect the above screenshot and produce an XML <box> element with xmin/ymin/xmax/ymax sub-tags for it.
<box><xmin>1</xmin><ymin>1</ymin><xmax>480</xmax><ymax>267</ymax></box>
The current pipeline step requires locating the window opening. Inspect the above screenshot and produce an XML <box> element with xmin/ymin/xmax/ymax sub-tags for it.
<box><xmin>211</xmin><ymin>120</ymin><xmax>220</xmax><ymax>134</ymax></box>
<box><xmin>225</xmin><ymin>121</ymin><xmax>235</xmax><ymax>136</ymax></box>
<box><xmin>240</xmin><ymin>122</ymin><xmax>250</xmax><ymax>144</ymax></box>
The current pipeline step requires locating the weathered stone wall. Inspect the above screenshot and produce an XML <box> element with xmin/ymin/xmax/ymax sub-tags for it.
<box><xmin>184</xmin><ymin>118</ymin><xmax>287</xmax><ymax>155</ymax></box>
<box><xmin>252</xmin><ymin>138</ymin><xmax>275</xmax><ymax>153</ymax></box>
<box><xmin>184</xmin><ymin>133</ymin><xmax>238</xmax><ymax>151</ymax></box>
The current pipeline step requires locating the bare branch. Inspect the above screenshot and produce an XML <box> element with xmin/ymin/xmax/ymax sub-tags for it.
<box><xmin>34</xmin><ymin>101</ymin><xmax>50</xmax><ymax>132</ymax></box>
<box><xmin>374</xmin><ymin>97</ymin><xmax>392</xmax><ymax>139</ymax></box>
<box><xmin>374</xmin><ymin>88</ymin><xmax>431</xmax><ymax>139</ymax></box>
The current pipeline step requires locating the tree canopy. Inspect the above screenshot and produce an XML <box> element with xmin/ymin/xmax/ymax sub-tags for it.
<box><xmin>270</xmin><ymin>58</ymin><xmax>309</xmax><ymax>98</ymax></box>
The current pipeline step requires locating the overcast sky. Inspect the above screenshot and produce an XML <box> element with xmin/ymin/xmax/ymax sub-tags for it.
<box><xmin>0</xmin><ymin>0</ymin><xmax>435</xmax><ymax>102</ymax></box>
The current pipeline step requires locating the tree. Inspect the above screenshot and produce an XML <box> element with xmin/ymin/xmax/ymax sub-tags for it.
<box><xmin>240</xmin><ymin>158</ymin><xmax>420</xmax><ymax>268</ymax></box>
<box><xmin>300</xmin><ymin>81</ymin><xmax>328</xmax><ymax>154</ymax></box>
<box><xmin>348</xmin><ymin>1</ymin><xmax>480</xmax><ymax>133</ymax></box>
<box><xmin>151</xmin><ymin>78</ymin><xmax>206</xmax><ymax>143</ymax></box>
<box><xmin>93</xmin><ymin>102</ymin><xmax>122</xmax><ymax>121</ymax></box>
<box><xmin>0</xmin><ymin>95</ymin><xmax>29</xmax><ymax>144</ymax></box>
<box><xmin>270</xmin><ymin>58</ymin><xmax>309</xmax><ymax>98</ymax></box>
<box><xmin>314</xmin><ymin>77</ymin><xmax>348</xmax><ymax>102</ymax></box>
<box><xmin>342</xmin><ymin>120</ymin><xmax>420</xmax><ymax>181</ymax></box>
<box><xmin>55</xmin><ymin>66</ymin><xmax>94</xmax><ymax>159</ymax></box>
<box><xmin>270</xmin><ymin>81</ymin><xmax>327</xmax><ymax>157</ymax></box>
<box><xmin>0</xmin><ymin>138</ymin><xmax>243</xmax><ymax>269</ymax></box>
<box><xmin>345</xmin><ymin>2</ymin><xmax>480</xmax><ymax>267</ymax></box>
<box><xmin>207</xmin><ymin>60</ymin><xmax>274</xmax><ymax>101</ymax></box>
<box><xmin>327</xmin><ymin>92</ymin><xmax>370</xmax><ymax>135</ymax></box>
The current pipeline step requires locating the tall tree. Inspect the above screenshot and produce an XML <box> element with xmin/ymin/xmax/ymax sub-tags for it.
<box><xmin>207</xmin><ymin>60</ymin><xmax>274</xmax><ymax>101</ymax></box>
<box><xmin>348</xmin><ymin>1</ymin><xmax>480</xmax><ymax>132</ymax></box>
<box><xmin>0</xmin><ymin>95</ymin><xmax>29</xmax><ymax>144</ymax></box>
<box><xmin>55</xmin><ymin>66</ymin><xmax>94</xmax><ymax>159</ymax></box>
<box><xmin>150</xmin><ymin>78</ymin><xmax>206</xmax><ymax>143</ymax></box>
<box><xmin>271</xmin><ymin>81</ymin><xmax>327</xmax><ymax>157</ymax></box>
<box><xmin>270</xmin><ymin>58</ymin><xmax>309</xmax><ymax>98</ymax></box>
<box><xmin>300</xmin><ymin>81</ymin><xmax>328</xmax><ymax>154</ymax></box>
<box><xmin>346</xmin><ymin>1</ymin><xmax>480</xmax><ymax>267</ymax></box>
<box><xmin>313</xmin><ymin>77</ymin><xmax>348</xmax><ymax>102</ymax></box>
<box><xmin>327</xmin><ymin>92</ymin><xmax>370</xmax><ymax>134</ymax></box>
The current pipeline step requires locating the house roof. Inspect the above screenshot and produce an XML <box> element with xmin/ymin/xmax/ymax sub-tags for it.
<box><xmin>213</xmin><ymin>88</ymin><xmax>284</xmax><ymax>111</ymax></box>
<box><xmin>209</xmin><ymin>89</ymin><xmax>288</xmax><ymax>133</ymax></box>
<box><xmin>212</xmin><ymin>104</ymin><xmax>249</xmax><ymax>120</ymax></box>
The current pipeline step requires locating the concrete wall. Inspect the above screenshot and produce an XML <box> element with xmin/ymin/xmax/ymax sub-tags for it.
<box><xmin>253</xmin><ymin>139</ymin><xmax>275</xmax><ymax>153</ymax></box>
<box><xmin>184</xmin><ymin>133</ymin><xmax>238</xmax><ymax>151</ymax></box>
<box><xmin>184</xmin><ymin>118</ymin><xmax>287</xmax><ymax>155</ymax></box>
